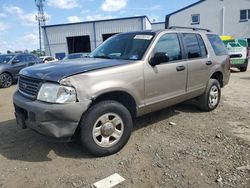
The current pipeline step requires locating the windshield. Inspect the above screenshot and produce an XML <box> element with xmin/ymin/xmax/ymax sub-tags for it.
<box><xmin>0</xmin><ymin>55</ymin><xmax>14</xmax><ymax>64</ymax></box>
<box><xmin>89</xmin><ymin>33</ymin><xmax>155</xmax><ymax>60</ymax></box>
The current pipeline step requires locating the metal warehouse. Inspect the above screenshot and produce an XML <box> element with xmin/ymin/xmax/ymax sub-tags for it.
<box><xmin>42</xmin><ymin>16</ymin><xmax>164</xmax><ymax>59</ymax></box>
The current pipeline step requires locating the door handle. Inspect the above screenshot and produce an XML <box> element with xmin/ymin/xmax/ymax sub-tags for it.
<box><xmin>206</xmin><ymin>61</ymin><xmax>213</xmax><ymax>65</ymax></box>
<box><xmin>176</xmin><ymin>66</ymin><xmax>186</xmax><ymax>72</ymax></box>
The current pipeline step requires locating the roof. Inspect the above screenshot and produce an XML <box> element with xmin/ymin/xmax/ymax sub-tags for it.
<box><xmin>43</xmin><ymin>15</ymin><xmax>155</xmax><ymax>28</ymax></box>
<box><xmin>165</xmin><ymin>0</ymin><xmax>206</xmax><ymax>28</ymax></box>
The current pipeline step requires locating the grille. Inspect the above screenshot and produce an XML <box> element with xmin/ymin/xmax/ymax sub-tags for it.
<box><xmin>18</xmin><ymin>76</ymin><xmax>41</xmax><ymax>98</ymax></box>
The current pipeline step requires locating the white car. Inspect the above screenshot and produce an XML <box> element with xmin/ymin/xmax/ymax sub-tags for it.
<box><xmin>40</xmin><ymin>56</ymin><xmax>58</xmax><ymax>63</ymax></box>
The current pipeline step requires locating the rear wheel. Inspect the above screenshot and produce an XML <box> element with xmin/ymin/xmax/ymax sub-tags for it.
<box><xmin>240</xmin><ymin>67</ymin><xmax>247</xmax><ymax>72</ymax></box>
<box><xmin>0</xmin><ymin>73</ymin><xmax>13</xmax><ymax>88</ymax></box>
<box><xmin>80</xmin><ymin>100</ymin><xmax>133</xmax><ymax>156</ymax></box>
<box><xmin>198</xmin><ymin>79</ymin><xmax>221</xmax><ymax>112</ymax></box>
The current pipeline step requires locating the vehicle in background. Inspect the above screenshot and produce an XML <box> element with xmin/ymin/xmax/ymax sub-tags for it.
<box><xmin>221</xmin><ymin>36</ymin><xmax>249</xmax><ymax>72</ymax></box>
<box><xmin>40</xmin><ymin>56</ymin><xmax>58</xmax><ymax>63</ymax></box>
<box><xmin>63</xmin><ymin>53</ymin><xmax>89</xmax><ymax>60</ymax></box>
<box><xmin>14</xmin><ymin>27</ymin><xmax>230</xmax><ymax>156</ymax></box>
<box><xmin>0</xmin><ymin>53</ymin><xmax>42</xmax><ymax>88</ymax></box>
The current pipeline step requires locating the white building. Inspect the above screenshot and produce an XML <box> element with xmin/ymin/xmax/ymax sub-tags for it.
<box><xmin>166</xmin><ymin>0</ymin><xmax>250</xmax><ymax>45</ymax></box>
<box><xmin>42</xmin><ymin>16</ymin><xmax>164</xmax><ymax>59</ymax></box>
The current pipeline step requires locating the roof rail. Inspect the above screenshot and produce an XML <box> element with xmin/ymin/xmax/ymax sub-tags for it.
<box><xmin>168</xmin><ymin>26</ymin><xmax>211</xmax><ymax>32</ymax></box>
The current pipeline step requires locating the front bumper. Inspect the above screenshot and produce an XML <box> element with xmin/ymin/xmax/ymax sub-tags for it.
<box><xmin>13</xmin><ymin>91</ymin><xmax>90</xmax><ymax>140</ymax></box>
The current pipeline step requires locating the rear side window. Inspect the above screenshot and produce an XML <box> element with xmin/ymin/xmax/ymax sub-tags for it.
<box><xmin>197</xmin><ymin>35</ymin><xmax>207</xmax><ymax>57</ymax></box>
<box><xmin>207</xmin><ymin>34</ymin><xmax>228</xmax><ymax>56</ymax></box>
<box><xmin>183</xmin><ymin>33</ymin><xmax>203</xmax><ymax>59</ymax></box>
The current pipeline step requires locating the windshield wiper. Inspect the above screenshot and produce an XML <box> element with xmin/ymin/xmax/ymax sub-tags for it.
<box><xmin>93</xmin><ymin>55</ymin><xmax>112</xmax><ymax>59</ymax></box>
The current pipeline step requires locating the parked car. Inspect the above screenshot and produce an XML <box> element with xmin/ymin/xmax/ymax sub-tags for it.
<box><xmin>63</xmin><ymin>53</ymin><xmax>89</xmax><ymax>60</ymax></box>
<box><xmin>0</xmin><ymin>53</ymin><xmax>42</xmax><ymax>88</ymax></box>
<box><xmin>40</xmin><ymin>56</ymin><xmax>58</xmax><ymax>63</ymax></box>
<box><xmin>221</xmin><ymin>36</ymin><xmax>249</xmax><ymax>72</ymax></box>
<box><xmin>13</xmin><ymin>27</ymin><xmax>230</xmax><ymax>156</ymax></box>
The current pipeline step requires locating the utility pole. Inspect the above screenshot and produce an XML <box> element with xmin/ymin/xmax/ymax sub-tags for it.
<box><xmin>35</xmin><ymin>0</ymin><xmax>48</xmax><ymax>56</ymax></box>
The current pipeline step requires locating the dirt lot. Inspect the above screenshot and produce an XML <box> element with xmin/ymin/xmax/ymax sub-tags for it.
<box><xmin>0</xmin><ymin>69</ymin><xmax>250</xmax><ymax>188</ymax></box>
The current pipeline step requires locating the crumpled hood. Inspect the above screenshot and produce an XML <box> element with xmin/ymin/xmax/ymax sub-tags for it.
<box><xmin>20</xmin><ymin>58</ymin><xmax>132</xmax><ymax>82</ymax></box>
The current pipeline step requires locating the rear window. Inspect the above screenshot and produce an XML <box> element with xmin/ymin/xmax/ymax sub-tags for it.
<box><xmin>207</xmin><ymin>34</ymin><xmax>228</xmax><ymax>56</ymax></box>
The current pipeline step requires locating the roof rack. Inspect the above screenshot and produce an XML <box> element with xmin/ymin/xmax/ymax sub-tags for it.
<box><xmin>168</xmin><ymin>26</ymin><xmax>211</xmax><ymax>32</ymax></box>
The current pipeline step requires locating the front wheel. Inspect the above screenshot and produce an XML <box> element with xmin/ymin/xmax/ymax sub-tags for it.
<box><xmin>0</xmin><ymin>73</ymin><xmax>13</xmax><ymax>88</ymax></box>
<box><xmin>198</xmin><ymin>79</ymin><xmax>221</xmax><ymax>112</ymax></box>
<box><xmin>80</xmin><ymin>100</ymin><xmax>133</xmax><ymax>157</ymax></box>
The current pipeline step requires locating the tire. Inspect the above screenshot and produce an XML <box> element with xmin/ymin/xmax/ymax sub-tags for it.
<box><xmin>198</xmin><ymin>79</ymin><xmax>221</xmax><ymax>112</ymax></box>
<box><xmin>240</xmin><ymin>67</ymin><xmax>247</xmax><ymax>72</ymax></box>
<box><xmin>80</xmin><ymin>100</ymin><xmax>133</xmax><ymax>157</ymax></box>
<box><xmin>0</xmin><ymin>73</ymin><xmax>13</xmax><ymax>88</ymax></box>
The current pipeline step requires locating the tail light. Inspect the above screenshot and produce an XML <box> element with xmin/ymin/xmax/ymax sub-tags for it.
<box><xmin>247</xmin><ymin>47</ymin><xmax>250</xmax><ymax>58</ymax></box>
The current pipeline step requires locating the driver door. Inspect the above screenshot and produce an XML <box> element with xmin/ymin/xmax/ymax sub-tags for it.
<box><xmin>143</xmin><ymin>33</ymin><xmax>187</xmax><ymax>113</ymax></box>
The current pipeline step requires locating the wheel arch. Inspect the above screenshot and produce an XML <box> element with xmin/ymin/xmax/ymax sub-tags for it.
<box><xmin>1</xmin><ymin>71</ymin><xmax>14</xmax><ymax>78</ymax></box>
<box><xmin>210</xmin><ymin>71</ymin><xmax>223</xmax><ymax>88</ymax></box>
<box><xmin>91</xmin><ymin>90</ymin><xmax>137</xmax><ymax>118</ymax></box>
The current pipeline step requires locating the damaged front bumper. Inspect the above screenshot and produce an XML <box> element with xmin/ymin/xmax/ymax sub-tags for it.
<box><xmin>13</xmin><ymin>91</ymin><xmax>90</xmax><ymax>141</ymax></box>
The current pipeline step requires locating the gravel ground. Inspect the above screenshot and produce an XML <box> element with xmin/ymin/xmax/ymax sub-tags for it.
<box><xmin>0</xmin><ymin>68</ymin><xmax>249</xmax><ymax>188</ymax></box>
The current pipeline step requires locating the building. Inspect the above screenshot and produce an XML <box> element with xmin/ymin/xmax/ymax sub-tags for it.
<box><xmin>165</xmin><ymin>0</ymin><xmax>250</xmax><ymax>45</ymax></box>
<box><xmin>42</xmin><ymin>16</ymin><xmax>164</xmax><ymax>59</ymax></box>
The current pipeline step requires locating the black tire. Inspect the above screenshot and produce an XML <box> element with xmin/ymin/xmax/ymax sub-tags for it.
<box><xmin>198</xmin><ymin>79</ymin><xmax>221</xmax><ymax>112</ymax></box>
<box><xmin>80</xmin><ymin>100</ymin><xmax>133</xmax><ymax>157</ymax></box>
<box><xmin>240</xmin><ymin>67</ymin><xmax>247</xmax><ymax>72</ymax></box>
<box><xmin>0</xmin><ymin>73</ymin><xmax>13</xmax><ymax>88</ymax></box>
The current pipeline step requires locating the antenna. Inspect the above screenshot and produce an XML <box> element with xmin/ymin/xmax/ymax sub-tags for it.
<box><xmin>35</xmin><ymin>0</ymin><xmax>49</xmax><ymax>56</ymax></box>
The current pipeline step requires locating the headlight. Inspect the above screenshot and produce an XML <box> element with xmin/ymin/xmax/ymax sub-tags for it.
<box><xmin>37</xmin><ymin>83</ymin><xmax>76</xmax><ymax>103</ymax></box>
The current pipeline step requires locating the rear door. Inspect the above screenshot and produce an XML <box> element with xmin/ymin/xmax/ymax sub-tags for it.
<box><xmin>181</xmin><ymin>33</ymin><xmax>211</xmax><ymax>92</ymax></box>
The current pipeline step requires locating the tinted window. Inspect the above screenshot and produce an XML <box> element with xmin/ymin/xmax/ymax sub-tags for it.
<box><xmin>25</xmin><ymin>55</ymin><xmax>35</xmax><ymax>62</ymax></box>
<box><xmin>154</xmin><ymin>33</ymin><xmax>182</xmax><ymax>62</ymax></box>
<box><xmin>207</xmin><ymin>34</ymin><xmax>228</xmax><ymax>56</ymax></box>
<box><xmin>14</xmin><ymin>55</ymin><xmax>26</xmax><ymax>62</ymax></box>
<box><xmin>197</xmin><ymin>35</ymin><xmax>207</xmax><ymax>57</ymax></box>
<box><xmin>183</xmin><ymin>33</ymin><xmax>201</xmax><ymax>59</ymax></box>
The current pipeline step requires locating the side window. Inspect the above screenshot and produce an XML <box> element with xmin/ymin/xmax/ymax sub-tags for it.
<box><xmin>196</xmin><ymin>34</ymin><xmax>207</xmax><ymax>57</ymax></box>
<box><xmin>154</xmin><ymin>33</ymin><xmax>182</xmax><ymax>62</ymax></box>
<box><xmin>14</xmin><ymin>55</ymin><xmax>25</xmax><ymax>63</ymax></box>
<box><xmin>207</xmin><ymin>34</ymin><xmax>228</xmax><ymax>56</ymax></box>
<box><xmin>26</xmin><ymin>55</ymin><xmax>35</xmax><ymax>62</ymax></box>
<box><xmin>182</xmin><ymin>33</ymin><xmax>201</xmax><ymax>59</ymax></box>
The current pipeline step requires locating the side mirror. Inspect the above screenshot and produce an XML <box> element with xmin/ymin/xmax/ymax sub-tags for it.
<box><xmin>149</xmin><ymin>52</ymin><xmax>170</xmax><ymax>66</ymax></box>
<box><xmin>12</xmin><ymin>59</ymin><xmax>20</xmax><ymax>64</ymax></box>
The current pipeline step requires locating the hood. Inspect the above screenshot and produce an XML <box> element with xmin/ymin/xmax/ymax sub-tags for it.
<box><xmin>20</xmin><ymin>58</ymin><xmax>132</xmax><ymax>82</ymax></box>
